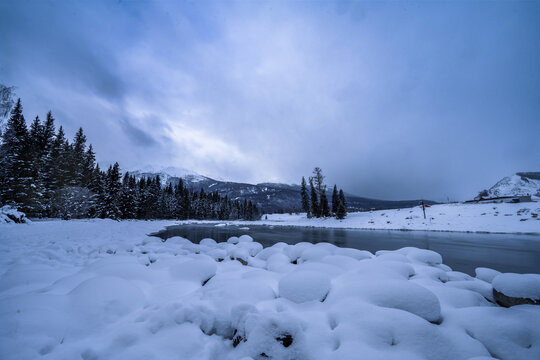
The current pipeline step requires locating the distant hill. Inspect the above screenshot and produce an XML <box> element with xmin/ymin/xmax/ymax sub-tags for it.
<box><xmin>484</xmin><ymin>172</ymin><xmax>540</xmax><ymax>198</ymax></box>
<box><xmin>128</xmin><ymin>167</ymin><xmax>436</xmax><ymax>213</ymax></box>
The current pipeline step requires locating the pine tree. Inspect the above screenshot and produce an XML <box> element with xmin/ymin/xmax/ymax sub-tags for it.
<box><xmin>309</xmin><ymin>177</ymin><xmax>320</xmax><ymax>218</ymax></box>
<box><xmin>300</xmin><ymin>176</ymin><xmax>311</xmax><ymax>218</ymax></box>
<box><xmin>336</xmin><ymin>189</ymin><xmax>347</xmax><ymax>219</ymax></box>
<box><xmin>331</xmin><ymin>184</ymin><xmax>338</xmax><ymax>214</ymax></box>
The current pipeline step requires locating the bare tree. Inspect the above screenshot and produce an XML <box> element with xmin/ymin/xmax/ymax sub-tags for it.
<box><xmin>311</xmin><ymin>167</ymin><xmax>325</xmax><ymax>194</ymax></box>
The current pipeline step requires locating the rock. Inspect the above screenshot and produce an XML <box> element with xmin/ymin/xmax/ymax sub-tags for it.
<box><xmin>492</xmin><ymin>273</ymin><xmax>540</xmax><ymax>307</ymax></box>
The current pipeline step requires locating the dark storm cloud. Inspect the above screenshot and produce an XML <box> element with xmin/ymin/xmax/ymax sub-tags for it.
<box><xmin>1</xmin><ymin>0</ymin><xmax>539</xmax><ymax>201</ymax></box>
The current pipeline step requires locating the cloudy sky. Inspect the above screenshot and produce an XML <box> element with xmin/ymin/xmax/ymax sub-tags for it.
<box><xmin>1</xmin><ymin>0</ymin><xmax>539</xmax><ymax>201</ymax></box>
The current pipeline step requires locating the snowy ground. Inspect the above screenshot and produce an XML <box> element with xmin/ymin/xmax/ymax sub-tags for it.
<box><xmin>186</xmin><ymin>202</ymin><xmax>540</xmax><ymax>234</ymax></box>
<box><xmin>1</xmin><ymin>220</ymin><xmax>539</xmax><ymax>360</ymax></box>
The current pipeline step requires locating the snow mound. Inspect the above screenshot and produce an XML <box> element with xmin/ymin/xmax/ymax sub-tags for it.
<box><xmin>279</xmin><ymin>270</ymin><xmax>331</xmax><ymax>303</ymax></box>
<box><xmin>492</xmin><ymin>273</ymin><xmax>540</xmax><ymax>300</ymax></box>
<box><xmin>475</xmin><ymin>267</ymin><xmax>501</xmax><ymax>283</ymax></box>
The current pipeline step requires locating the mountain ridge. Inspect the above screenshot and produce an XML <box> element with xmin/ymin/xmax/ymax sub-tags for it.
<box><xmin>127</xmin><ymin>166</ymin><xmax>436</xmax><ymax>213</ymax></box>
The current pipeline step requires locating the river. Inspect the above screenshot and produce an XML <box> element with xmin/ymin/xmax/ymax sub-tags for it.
<box><xmin>151</xmin><ymin>224</ymin><xmax>540</xmax><ymax>275</ymax></box>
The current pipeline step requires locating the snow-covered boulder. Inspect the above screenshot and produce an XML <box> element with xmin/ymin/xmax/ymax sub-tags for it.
<box><xmin>279</xmin><ymin>270</ymin><xmax>331</xmax><ymax>303</ymax></box>
<box><xmin>492</xmin><ymin>273</ymin><xmax>540</xmax><ymax>307</ymax></box>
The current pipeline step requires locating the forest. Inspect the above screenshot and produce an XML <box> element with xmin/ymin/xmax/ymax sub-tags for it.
<box><xmin>0</xmin><ymin>99</ymin><xmax>260</xmax><ymax>220</ymax></box>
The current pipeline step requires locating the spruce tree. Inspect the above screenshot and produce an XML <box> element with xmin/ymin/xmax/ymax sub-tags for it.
<box><xmin>336</xmin><ymin>189</ymin><xmax>347</xmax><ymax>219</ymax></box>
<box><xmin>320</xmin><ymin>191</ymin><xmax>330</xmax><ymax>217</ymax></box>
<box><xmin>40</xmin><ymin>112</ymin><xmax>56</xmax><ymax>215</ymax></box>
<box><xmin>0</xmin><ymin>99</ymin><xmax>32</xmax><ymax>210</ymax></box>
<box><xmin>331</xmin><ymin>184</ymin><xmax>338</xmax><ymax>214</ymax></box>
<box><xmin>300</xmin><ymin>176</ymin><xmax>311</xmax><ymax>218</ymax></box>
<box><xmin>81</xmin><ymin>145</ymin><xmax>96</xmax><ymax>188</ymax></box>
<box><xmin>103</xmin><ymin>162</ymin><xmax>122</xmax><ymax>219</ymax></box>
<box><xmin>72</xmin><ymin>127</ymin><xmax>87</xmax><ymax>186</ymax></box>
<box><xmin>119</xmin><ymin>172</ymin><xmax>136</xmax><ymax>219</ymax></box>
<box><xmin>309</xmin><ymin>177</ymin><xmax>320</xmax><ymax>218</ymax></box>
<box><xmin>27</xmin><ymin>116</ymin><xmax>45</xmax><ymax>215</ymax></box>
<box><xmin>88</xmin><ymin>164</ymin><xmax>105</xmax><ymax>217</ymax></box>
<box><xmin>50</xmin><ymin>126</ymin><xmax>68</xmax><ymax>190</ymax></box>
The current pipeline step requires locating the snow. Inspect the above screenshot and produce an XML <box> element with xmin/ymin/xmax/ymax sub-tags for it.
<box><xmin>475</xmin><ymin>268</ymin><xmax>501</xmax><ymax>284</ymax></box>
<box><xmin>492</xmin><ymin>273</ymin><xmax>540</xmax><ymax>300</ymax></box>
<box><xmin>193</xmin><ymin>202</ymin><xmax>540</xmax><ymax>234</ymax></box>
<box><xmin>129</xmin><ymin>165</ymin><xmax>207</xmax><ymax>184</ymax></box>
<box><xmin>1</xmin><ymin>205</ymin><xmax>28</xmax><ymax>223</ymax></box>
<box><xmin>1</xmin><ymin>220</ymin><xmax>540</xmax><ymax>360</ymax></box>
<box><xmin>279</xmin><ymin>270</ymin><xmax>331</xmax><ymax>303</ymax></box>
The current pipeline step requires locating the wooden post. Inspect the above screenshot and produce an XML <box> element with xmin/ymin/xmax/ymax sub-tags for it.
<box><xmin>421</xmin><ymin>201</ymin><xmax>426</xmax><ymax>219</ymax></box>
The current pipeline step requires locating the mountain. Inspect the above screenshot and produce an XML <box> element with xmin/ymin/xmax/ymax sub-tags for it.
<box><xmin>128</xmin><ymin>166</ymin><xmax>436</xmax><ymax>213</ymax></box>
<box><xmin>485</xmin><ymin>172</ymin><xmax>540</xmax><ymax>198</ymax></box>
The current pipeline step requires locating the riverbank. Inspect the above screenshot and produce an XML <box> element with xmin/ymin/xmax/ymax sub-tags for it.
<box><xmin>181</xmin><ymin>202</ymin><xmax>540</xmax><ymax>235</ymax></box>
<box><xmin>1</xmin><ymin>220</ymin><xmax>539</xmax><ymax>360</ymax></box>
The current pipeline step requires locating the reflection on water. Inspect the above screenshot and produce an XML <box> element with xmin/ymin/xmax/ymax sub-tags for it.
<box><xmin>151</xmin><ymin>224</ymin><xmax>540</xmax><ymax>275</ymax></box>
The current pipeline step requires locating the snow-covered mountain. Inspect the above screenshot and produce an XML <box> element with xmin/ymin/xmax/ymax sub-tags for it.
<box><xmin>487</xmin><ymin>172</ymin><xmax>540</xmax><ymax>198</ymax></box>
<box><xmin>127</xmin><ymin>166</ymin><xmax>435</xmax><ymax>213</ymax></box>
<box><xmin>128</xmin><ymin>166</ymin><xmax>207</xmax><ymax>186</ymax></box>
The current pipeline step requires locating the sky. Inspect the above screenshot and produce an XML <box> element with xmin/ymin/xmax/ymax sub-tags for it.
<box><xmin>1</xmin><ymin>0</ymin><xmax>539</xmax><ymax>201</ymax></box>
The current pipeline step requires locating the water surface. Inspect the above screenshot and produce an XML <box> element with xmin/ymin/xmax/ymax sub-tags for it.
<box><xmin>151</xmin><ymin>224</ymin><xmax>540</xmax><ymax>275</ymax></box>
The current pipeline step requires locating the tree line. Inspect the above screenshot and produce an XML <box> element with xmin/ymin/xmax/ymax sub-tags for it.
<box><xmin>300</xmin><ymin>167</ymin><xmax>347</xmax><ymax>219</ymax></box>
<box><xmin>0</xmin><ymin>98</ymin><xmax>260</xmax><ymax>220</ymax></box>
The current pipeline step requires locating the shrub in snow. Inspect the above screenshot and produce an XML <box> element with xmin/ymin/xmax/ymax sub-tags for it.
<box><xmin>0</xmin><ymin>205</ymin><xmax>28</xmax><ymax>223</ymax></box>
<box><xmin>233</xmin><ymin>311</ymin><xmax>306</xmax><ymax>360</ymax></box>
<box><xmin>279</xmin><ymin>270</ymin><xmax>331</xmax><ymax>303</ymax></box>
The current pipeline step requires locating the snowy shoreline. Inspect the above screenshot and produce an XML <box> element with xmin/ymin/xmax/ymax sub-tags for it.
<box><xmin>175</xmin><ymin>202</ymin><xmax>540</xmax><ymax>235</ymax></box>
<box><xmin>1</xmin><ymin>220</ymin><xmax>539</xmax><ymax>360</ymax></box>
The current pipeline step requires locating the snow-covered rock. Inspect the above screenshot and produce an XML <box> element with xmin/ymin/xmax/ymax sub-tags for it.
<box><xmin>278</xmin><ymin>270</ymin><xmax>331</xmax><ymax>303</ymax></box>
<box><xmin>492</xmin><ymin>273</ymin><xmax>540</xmax><ymax>306</ymax></box>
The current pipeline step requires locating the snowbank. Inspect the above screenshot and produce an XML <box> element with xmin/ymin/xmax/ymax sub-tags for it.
<box><xmin>1</xmin><ymin>220</ymin><xmax>539</xmax><ymax>360</ymax></box>
<box><xmin>186</xmin><ymin>202</ymin><xmax>540</xmax><ymax>234</ymax></box>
